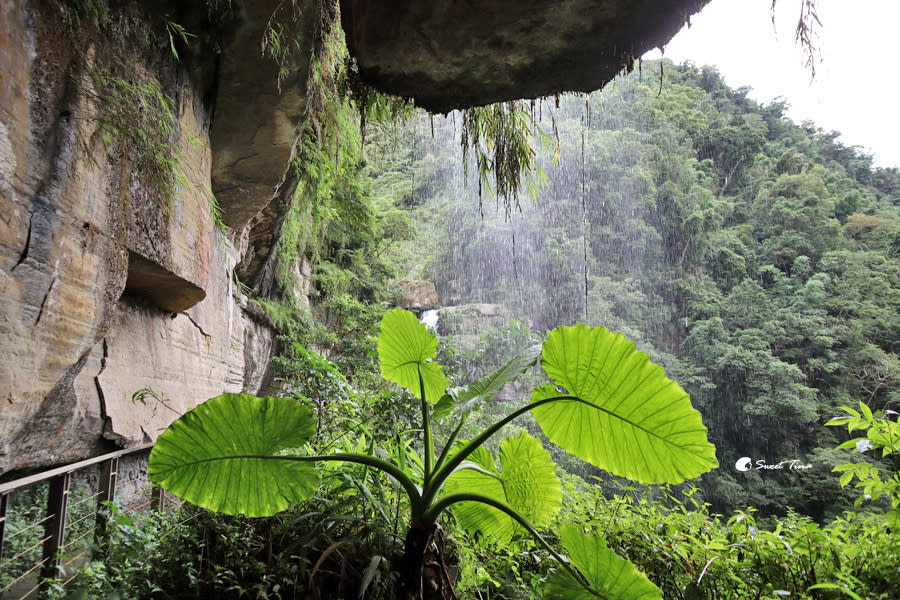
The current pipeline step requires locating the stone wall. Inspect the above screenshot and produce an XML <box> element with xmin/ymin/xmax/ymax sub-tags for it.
<box><xmin>0</xmin><ymin>0</ymin><xmax>314</xmax><ymax>476</ymax></box>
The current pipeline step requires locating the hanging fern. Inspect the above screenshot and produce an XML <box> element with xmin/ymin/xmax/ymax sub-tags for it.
<box><xmin>461</xmin><ymin>101</ymin><xmax>552</xmax><ymax>217</ymax></box>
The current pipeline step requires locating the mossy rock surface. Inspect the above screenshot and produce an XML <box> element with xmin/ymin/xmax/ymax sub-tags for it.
<box><xmin>437</xmin><ymin>304</ymin><xmax>513</xmax><ymax>337</ymax></box>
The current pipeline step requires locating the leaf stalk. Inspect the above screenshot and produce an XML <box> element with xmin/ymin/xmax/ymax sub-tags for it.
<box><xmin>424</xmin><ymin>492</ymin><xmax>594</xmax><ymax>594</ymax></box>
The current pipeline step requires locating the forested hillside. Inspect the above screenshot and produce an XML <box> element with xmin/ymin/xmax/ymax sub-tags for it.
<box><xmin>366</xmin><ymin>60</ymin><xmax>900</xmax><ymax>521</ymax></box>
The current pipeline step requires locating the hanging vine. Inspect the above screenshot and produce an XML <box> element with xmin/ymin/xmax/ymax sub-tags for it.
<box><xmin>580</xmin><ymin>93</ymin><xmax>590</xmax><ymax>323</ymax></box>
<box><xmin>771</xmin><ymin>0</ymin><xmax>822</xmax><ymax>79</ymax></box>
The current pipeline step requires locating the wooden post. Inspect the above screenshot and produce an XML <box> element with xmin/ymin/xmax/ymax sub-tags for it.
<box><xmin>0</xmin><ymin>491</ymin><xmax>8</xmax><ymax>561</ymax></box>
<box><xmin>151</xmin><ymin>484</ymin><xmax>166</xmax><ymax>512</ymax></box>
<box><xmin>94</xmin><ymin>457</ymin><xmax>119</xmax><ymax>542</ymax></box>
<box><xmin>40</xmin><ymin>473</ymin><xmax>71</xmax><ymax>584</ymax></box>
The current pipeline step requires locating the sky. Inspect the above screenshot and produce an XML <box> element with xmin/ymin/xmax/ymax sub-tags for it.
<box><xmin>642</xmin><ymin>0</ymin><xmax>900</xmax><ymax>169</ymax></box>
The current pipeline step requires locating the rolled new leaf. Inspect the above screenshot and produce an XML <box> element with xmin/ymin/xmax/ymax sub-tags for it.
<box><xmin>149</xmin><ymin>393</ymin><xmax>320</xmax><ymax>517</ymax></box>
<box><xmin>434</xmin><ymin>344</ymin><xmax>541</xmax><ymax>420</ymax></box>
<box><xmin>533</xmin><ymin>324</ymin><xmax>717</xmax><ymax>484</ymax></box>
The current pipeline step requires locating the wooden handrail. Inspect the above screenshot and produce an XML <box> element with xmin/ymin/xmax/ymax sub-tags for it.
<box><xmin>0</xmin><ymin>444</ymin><xmax>153</xmax><ymax>494</ymax></box>
<box><xmin>0</xmin><ymin>442</ymin><xmax>157</xmax><ymax>596</ymax></box>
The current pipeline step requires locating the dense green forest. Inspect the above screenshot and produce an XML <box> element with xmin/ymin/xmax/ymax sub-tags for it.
<box><xmin>41</xmin><ymin>59</ymin><xmax>900</xmax><ymax>599</ymax></box>
<box><xmin>364</xmin><ymin>60</ymin><xmax>900</xmax><ymax>523</ymax></box>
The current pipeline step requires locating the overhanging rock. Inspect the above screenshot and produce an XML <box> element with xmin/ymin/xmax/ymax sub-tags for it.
<box><xmin>341</xmin><ymin>0</ymin><xmax>711</xmax><ymax>113</ymax></box>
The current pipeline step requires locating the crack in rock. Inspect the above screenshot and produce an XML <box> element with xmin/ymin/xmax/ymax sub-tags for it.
<box><xmin>183</xmin><ymin>311</ymin><xmax>211</xmax><ymax>338</ymax></box>
<box><xmin>34</xmin><ymin>276</ymin><xmax>56</xmax><ymax>325</ymax></box>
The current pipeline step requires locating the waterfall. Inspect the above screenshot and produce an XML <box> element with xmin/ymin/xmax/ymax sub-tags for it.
<box><xmin>420</xmin><ymin>309</ymin><xmax>440</xmax><ymax>333</ymax></box>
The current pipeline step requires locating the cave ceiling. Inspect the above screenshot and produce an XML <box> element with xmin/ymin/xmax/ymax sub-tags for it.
<box><xmin>340</xmin><ymin>0</ymin><xmax>712</xmax><ymax>113</ymax></box>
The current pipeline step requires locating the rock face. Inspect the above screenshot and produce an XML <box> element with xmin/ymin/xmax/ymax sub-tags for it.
<box><xmin>438</xmin><ymin>304</ymin><xmax>515</xmax><ymax>337</ymax></box>
<box><xmin>396</xmin><ymin>279</ymin><xmax>440</xmax><ymax>310</ymax></box>
<box><xmin>0</xmin><ymin>0</ymin><xmax>315</xmax><ymax>476</ymax></box>
<box><xmin>341</xmin><ymin>0</ymin><xmax>711</xmax><ymax>112</ymax></box>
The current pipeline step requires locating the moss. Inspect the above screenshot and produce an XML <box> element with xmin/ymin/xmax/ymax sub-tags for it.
<box><xmin>56</xmin><ymin>0</ymin><xmax>227</xmax><ymax>235</ymax></box>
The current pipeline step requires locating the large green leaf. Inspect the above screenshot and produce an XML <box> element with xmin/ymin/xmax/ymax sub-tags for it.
<box><xmin>443</xmin><ymin>433</ymin><xmax>561</xmax><ymax>543</ymax></box>
<box><xmin>149</xmin><ymin>393</ymin><xmax>320</xmax><ymax>517</ymax></box>
<box><xmin>542</xmin><ymin>525</ymin><xmax>662</xmax><ymax>600</ymax></box>
<box><xmin>434</xmin><ymin>344</ymin><xmax>541</xmax><ymax>419</ymax></box>
<box><xmin>378</xmin><ymin>308</ymin><xmax>447</xmax><ymax>402</ymax></box>
<box><xmin>533</xmin><ymin>325</ymin><xmax>717</xmax><ymax>484</ymax></box>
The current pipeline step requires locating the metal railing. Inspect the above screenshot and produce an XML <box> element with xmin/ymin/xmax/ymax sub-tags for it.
<box><xmin>0</xmin><ymin>444</ymin><xmax>173</xmax><ymax>599</ymax></box>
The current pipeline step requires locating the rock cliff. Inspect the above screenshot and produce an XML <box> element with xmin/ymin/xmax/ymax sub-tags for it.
<box><xmin>0</xmin><ymin>0</ymin><xmax>319</xmax><ymax>475</ymax></box>
<box><xmin>0</xmin><ymin>0</ymin><xmax>706</xmax><ymax>476</ymax></box>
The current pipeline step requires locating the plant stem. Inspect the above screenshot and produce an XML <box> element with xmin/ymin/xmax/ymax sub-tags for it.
<box><xmin>419</xmin><ymin>365</ymin><xmax>435</xmax><ymax>481</ymax></box>
<box><xmin>424</xmin><ymin>492</ymin><xmax>594</xmax><ymax>594</ymax></box>
<box><xmin>275</xmin><ymin>453</ymin><xmax>424</xmax><ymax>518</ymax></box>
<box><xmin>433</xmin><ymin>414</ymin><xmax>469</xmax><ymax>472</ymax></box>
<box><xmin>421</xmin><ymin>394</ymin><xmax>584</xmax><ymax>506</ymax></box>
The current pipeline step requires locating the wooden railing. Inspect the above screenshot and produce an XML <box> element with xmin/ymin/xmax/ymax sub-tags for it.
<box><xmin>0</xmin><ymin>444</ymin><xmax>171</xmax><ymax>599</ymax></box>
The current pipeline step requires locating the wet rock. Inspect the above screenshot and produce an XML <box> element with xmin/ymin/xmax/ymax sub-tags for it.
<box><xmin>0</xmin><ymin>0</ymin><xmax>296</xmax><ymax>475</ymax></box>
<box><xmin>341</xmin><ymin>0</ymin><xmax>710</xmax><ymax>112</ymax></box>
<box><xmin>437</xmin><ymin>304</ymin><xmax>514</xmax><ymax>337</ymax></box>
<box><xmin>291</xmin><ymin>254</ymin><xmax>314</xmax><ymax>309</ymax></box>
<box><xmin>396</xmin><ymin>279</ymin><xmax>440</xmax><ymax>310</ymax></box>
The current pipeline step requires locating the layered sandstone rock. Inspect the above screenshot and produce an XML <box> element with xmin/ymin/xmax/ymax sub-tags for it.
<box><xmin>0</xmin><ymin>0</ymin><xmax>312</xmax><ymax>475</ymax></box>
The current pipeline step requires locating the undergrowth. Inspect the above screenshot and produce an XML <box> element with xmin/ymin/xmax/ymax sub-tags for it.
<box><xmin>52</xmin><ymin>330</ymin><xmax>900</xmax><ymax>599</ymax></box>
<box><xmin>560</xmin><ymin>476</ymin><xmax>898</xmax><ymax>600</ymax></box>
<box><xmin>56</xmin><ymin>461</ymin><xmax>899</xmax><ymax>599</ymax></box>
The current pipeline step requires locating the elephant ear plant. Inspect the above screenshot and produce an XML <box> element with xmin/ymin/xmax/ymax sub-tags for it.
<box><xmin>149</xmin><ymin>308</ymin><xmax>718</xmax><ymax>599</ymax></box>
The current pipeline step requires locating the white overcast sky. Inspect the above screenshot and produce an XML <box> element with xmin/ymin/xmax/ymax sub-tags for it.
<box><xmin>642</xmin><ymin>0</ymin><xmax>900</xmax><ymax>168</ymax></box>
